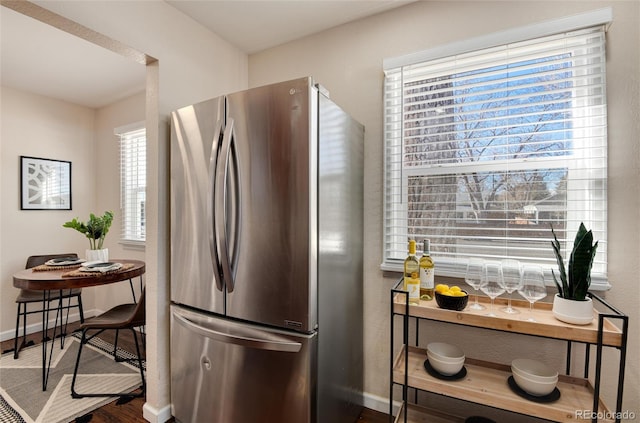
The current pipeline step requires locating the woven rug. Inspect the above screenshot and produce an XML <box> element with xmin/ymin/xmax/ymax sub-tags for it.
<box><xmin>0</xmin><ymin>334</ymin><xmax>144</xmax><ymax>423</ymax></box>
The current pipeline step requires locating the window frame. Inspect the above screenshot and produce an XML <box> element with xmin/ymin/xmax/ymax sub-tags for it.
<box><xmin>382</xmin><ymin>9</ymin><xmax>612</xmax><ymax>290</ymax></box>
<box><xmin>115</xmin><ymin>121</ymin><xmax>146</xmax><ymax>249</ymax></box>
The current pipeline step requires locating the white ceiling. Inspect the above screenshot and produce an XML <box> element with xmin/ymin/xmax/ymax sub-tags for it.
<box><xmin>1</xmin><ymin>1</ymin><xmax>412</xmax><ymax>109</ymax></box>
<box><xmin>0</xmin><ymin>6</ymin><xmax>147</xmax><ymax>109</ymax></box>
<box><xmin>167</xmin><ymin>0</ymin><xmax>415</xmax><ymax>54</ymax></box>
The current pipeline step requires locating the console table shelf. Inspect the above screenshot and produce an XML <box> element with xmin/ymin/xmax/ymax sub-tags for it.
<box><xmin>389</xmin><ymin>279</ymin><xmax>628</xmax><ymax>423</ymax></box>
<box><xmin>392</xmin><ymin>294</ymin><xmax>623</xmax><ymax>347</ymax></box>
<box><xmin>393</xmin><ymin>346</ymin><xmax>612</xmax><ymax>423</ymax></box>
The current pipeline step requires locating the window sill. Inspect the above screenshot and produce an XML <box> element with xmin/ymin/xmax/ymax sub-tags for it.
<box><xmin>119</xmin><ymin>239</ymin><xmax>145</xmax><ymax>251</ymax></box>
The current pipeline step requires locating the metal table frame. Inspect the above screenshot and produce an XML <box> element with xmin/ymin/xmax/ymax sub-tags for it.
<box><xmin>12</xmin><ymin>259</ymin><xmax>145</xmax><ymax>390</ymax></box>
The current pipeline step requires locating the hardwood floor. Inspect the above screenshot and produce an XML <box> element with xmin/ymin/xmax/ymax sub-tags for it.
<box><xmin>2</xmin><ymin>321</ymin><xmax>389</xmax><ymax>423</ymax></box>
<box><xmin>357</xmin><ymin>408</ymin><xmax>390</xmax><ymax>423</ymax></box>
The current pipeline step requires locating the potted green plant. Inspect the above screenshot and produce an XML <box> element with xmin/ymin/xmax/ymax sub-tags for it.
<box><xmin>550</xmin><ymin>222</ymin><xmax>598</xmax><ymax>325</ymax></box>
<box><xmin>63</xmin><ymin>211</ymin><xmax>114</xmax><ymax>262</ymax></box>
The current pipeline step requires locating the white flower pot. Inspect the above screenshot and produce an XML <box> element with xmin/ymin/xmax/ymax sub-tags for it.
<box><xmin>552</xmin><ymin>294</ymin><xmax>593</xmax><ymax>325</ymax></box>
<box><xmin>86</xmin><ymin>248</ymin><xmax>109</xmax><ymax>263</ymax></box>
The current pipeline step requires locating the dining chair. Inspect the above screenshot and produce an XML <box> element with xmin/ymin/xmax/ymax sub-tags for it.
<box><xmin>71</xmin><ymin>287</ymin><xmax>146</xmax><ymax>398</ymax></box>
<box><xmin>13</xmin><ymin>253</ymin><xmax>84</xmax><ymax>359</ymax></box>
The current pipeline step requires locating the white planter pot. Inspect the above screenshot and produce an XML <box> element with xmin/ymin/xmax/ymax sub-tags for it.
<box><xmin>552</xmin><ymin>294</ymin><xmax>593</xmax><ymax>325</ymax></box>
<box><xmin>86</xmin><ymin>248</ymin><xmax>109</xmax><ymax>263</ymax></box>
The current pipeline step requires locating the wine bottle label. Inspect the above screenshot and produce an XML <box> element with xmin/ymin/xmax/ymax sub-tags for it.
<box><xmin>407</xmin><ymin>279</ymin><xmax>420</xmax><ymax>300</ymax></box>
<box><xmin>420</xmin><ymin>267</ymin><xmax>435</xmax><ymax>289</ymax></box>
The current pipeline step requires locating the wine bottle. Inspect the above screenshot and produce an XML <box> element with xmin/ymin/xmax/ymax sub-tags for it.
<box><xmin>419</xmin><ymin>239</ymin><xmax>435</xmax><ymax>299</ymax></box>
<box><xmin>404</xmin><ymin>240</ymin><xmax>419</xmax><ymax>290</ymax></box>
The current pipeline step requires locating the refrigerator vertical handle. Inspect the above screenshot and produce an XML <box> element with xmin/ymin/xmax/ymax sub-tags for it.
<box><xmin>208</xmin><ymin>119</ymin><xmax>224</xmax><ymax>291</ymax></box>
<box><xmin>229</xmin><ymin>124</ymin><xmax>242</xmax><ymax>282</ymax></box>
<box><xmin>215</xmin><ymin>118</ymin><xmax>238</xmax><ymax>292</ymax></box>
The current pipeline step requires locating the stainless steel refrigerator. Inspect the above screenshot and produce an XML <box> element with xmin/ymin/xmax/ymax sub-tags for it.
<box><xmin>169</xmin><ymin>77</ymin><xmax>364</xmax><ymax>423</ymax></box>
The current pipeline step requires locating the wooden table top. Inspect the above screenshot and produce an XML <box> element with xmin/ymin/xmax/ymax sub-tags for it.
<box><xmin>12</xmin><ymin>259</ymin><xmax>145</xmax><ymax>290</ymax></box>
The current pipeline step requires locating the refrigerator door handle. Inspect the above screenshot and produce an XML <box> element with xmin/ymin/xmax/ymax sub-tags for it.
<box><xmin>173</xmin><ymin>311</ymin><xmax>302</xmax><ymax>353</ymax></box>
<box><xmin>215</xmin><ymin>118</ymin><xmax>239</xmax><ymax>292</ymax></box>
<box><xmin>229</xmin><ymin>123</ymin><xmax>241</xmax><ymax>286</ymax></box>
<box><xmin>208</xmin><ymin>119</ymin><xmax>224</xmax><ymax>291</ymax></box>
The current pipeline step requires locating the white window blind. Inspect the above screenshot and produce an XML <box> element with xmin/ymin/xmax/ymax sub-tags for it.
<box><xmin>383</xmin><ymin>25</ymin><xmax>608</xmax><ymax>289</ymax></box>
<box><xmin>117</xmin><ymin>125</ymin><xmax>146</xmax><ymax>245</ymax></box>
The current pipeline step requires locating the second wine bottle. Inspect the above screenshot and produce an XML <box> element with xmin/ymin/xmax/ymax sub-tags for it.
<box><xmin>419</xmin><ymin>239</ymin><xmax>435</xmax><ymax>300</ymax></box>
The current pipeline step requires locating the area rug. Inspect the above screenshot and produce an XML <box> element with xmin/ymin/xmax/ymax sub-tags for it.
<box><xmin>0</xmin><ymin>334</ymin><xmax>144</xmax><ymax>423</ymax></box>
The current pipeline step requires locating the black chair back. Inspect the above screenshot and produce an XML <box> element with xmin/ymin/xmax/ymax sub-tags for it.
<box><xmin>26</xmin><ymin>253</ymin><xmax>78</xmax><ymax>269</ymax></box>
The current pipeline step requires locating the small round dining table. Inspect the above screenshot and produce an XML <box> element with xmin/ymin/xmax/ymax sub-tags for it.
<box><xmin>12</xmin><ymin>259</ymin><xmax>145</xmax><ymax>390</ymax></box>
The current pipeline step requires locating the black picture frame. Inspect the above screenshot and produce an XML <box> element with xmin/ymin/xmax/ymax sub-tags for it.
<box><xmin>20</xmin><ymin>156</ymin><xmax>72</xmax><ymax>210</ymax></box>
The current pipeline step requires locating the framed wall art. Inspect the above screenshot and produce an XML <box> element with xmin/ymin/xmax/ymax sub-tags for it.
<box><xmin>20</xmin><ymin>156</ymin><xmax>72</xmax><ymax>210</ymax></box>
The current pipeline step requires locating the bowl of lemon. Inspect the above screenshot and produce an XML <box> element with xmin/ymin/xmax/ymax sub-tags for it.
<box><xmin>435</xmin><ymin>284</ymin><xmax>469</xmax><ymax>311</ymax></box>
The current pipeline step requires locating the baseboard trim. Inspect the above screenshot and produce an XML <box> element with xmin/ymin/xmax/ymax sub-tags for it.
<box><xmin>158</xmin><ymin>393</ymin><xmax>394</xmax><ymax>422</ymax></box>
<box><xmin>0</xmin><ymin>307</ymin><xmax>148</xmax><ymax>344</ymax></box>
<box><xmin>143</xmin><ymin>402</ymin><xmax>173</xmax><ymax>423</ymax></box>
<box><xmin>363</xmin><ymin>391</ymin><xmax>399</xmax><ymax>416</ymax></box>
<box><xmin>0</xmin><ymin>310</ymin><xmax>94</xmax><ymax>342</ymax></box>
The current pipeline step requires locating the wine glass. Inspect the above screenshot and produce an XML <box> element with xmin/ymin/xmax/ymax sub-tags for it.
<box><xmin>500</xmin><ymin>259</ymin><xmax>523</xmax><ymax>314</ymax></box>
<box><xmin>480</xmin><ymin>262</ymin><xmax>505</xmax><ymax>317</ymax></box>
<box><xmin>518</xmin><ymin>265</ymin><xmax>547</xmax><ymax>322</ymax></box>
<box><xmin>465</xmin><ymin>258</ymin><xmax>486</xmax><ymax>310</ymax></box>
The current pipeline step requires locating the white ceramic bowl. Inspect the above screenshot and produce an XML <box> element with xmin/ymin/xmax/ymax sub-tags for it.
<box><xmin>426</xmin><ymin>342</ymin><xmax>465</xmax><ymax>363</ymax></box>
<box><xmin>427</xmin><ymin>352</ymin><xmax>464</xmax><ymax>376</ymax></box>
<box><xmin>511</xmin><ymin>367</ymin><xmax>558</xmax><ymax>387</ymax></box>
<box><xmin>511</xmin><ymin>359</ymin><xmax>558</xmax><ymax>382</ymax></box>
<box><xmin>512</xmin><ymin>370</ymin><xmax>557</xmax><ymax>396</ymax></box>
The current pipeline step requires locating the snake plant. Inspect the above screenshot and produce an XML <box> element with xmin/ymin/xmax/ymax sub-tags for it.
<box><xmin>550</xmin><ymin>223</ymin><xmax>598</xmax><ymax>301</ymax></box>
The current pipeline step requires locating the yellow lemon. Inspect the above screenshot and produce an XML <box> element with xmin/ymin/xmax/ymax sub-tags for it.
<box><xmin>435</xmin><ymin>284</ymin><xmax>449</xmax><ymax>293</ymax></box>
<box><xmin>451</xmin><ymin>291</ymin><xmax>467</xmax><ymax>297</ymax></box>
<box><xmin>442</xmin><ymin>290</ymin><xmax>454</xmax><ymax>296</ymax></box>
<box><xmin>450</xmin><ymin>286</ymin><xmax>462</xmax><ymax>293</ymax></box>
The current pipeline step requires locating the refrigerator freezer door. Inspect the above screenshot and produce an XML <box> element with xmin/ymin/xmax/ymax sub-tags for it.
<box><xmin>170</xmin><ymin>97</ymin><xmax>225</xmax><ymax>314</ymax></box>
<box><xmin>224</xmin><ymin>77</ymin><xmax>316</xmax><ymax>332</ymax></box>
<box><xmin>171</xmin><ymin>305</ymin><xmax>317</xmax><ymax>423</ymax></box>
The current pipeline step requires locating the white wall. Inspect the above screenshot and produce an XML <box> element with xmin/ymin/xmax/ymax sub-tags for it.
<box><xmin>0</xmin><ymin>86</ymin><xmax>99</xmax><ymax>334</ymax></box>
<box><xmin>93</xmin><ymin>91</ymin><xmax>146</xmax><ymax>310</ymax></box>
<box><xmin>249</xmin><ymin>0</ymin><xmax>639</xmax><ymax>418</ymax></box>
<box><xmin>3</xmin><ymin>2</ymin><xmax>248</xmax><ymax>422</ymax></box>
<box><xmin>0</xmin><ymin>88</ymin><xmax>146</xmax><ymax>332</ymax></box>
